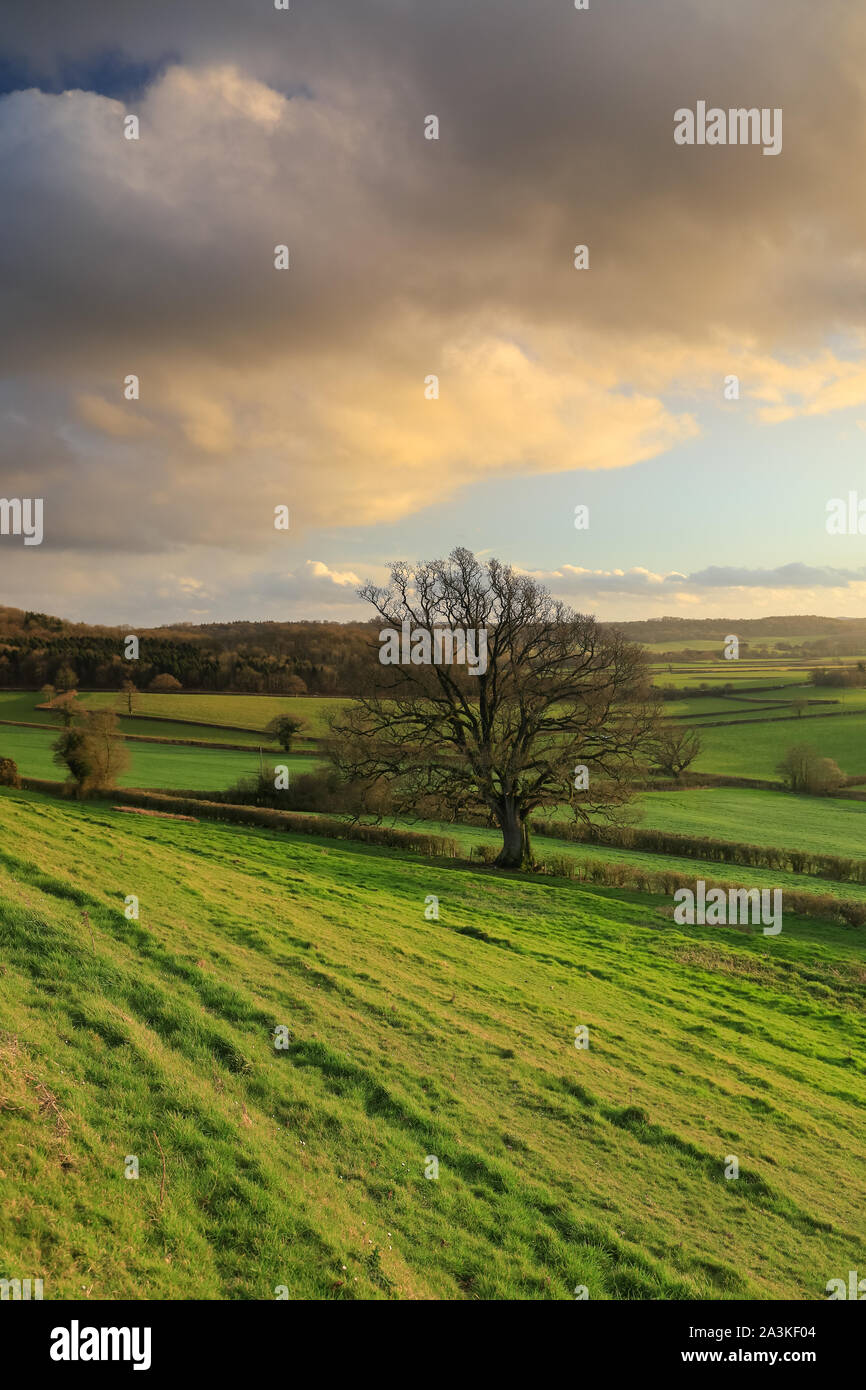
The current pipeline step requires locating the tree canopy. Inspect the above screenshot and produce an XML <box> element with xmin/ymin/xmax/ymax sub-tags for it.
<box><xmin>329</xmin><ymin>548</ymin><xmax>658</xmax><ymax>868</ymax></box>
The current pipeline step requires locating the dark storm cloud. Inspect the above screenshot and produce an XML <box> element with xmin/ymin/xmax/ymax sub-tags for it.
<box><xmin>1</xmin><ymin>0</ymin><xmax>865</xmax><ymax>617</ymax></box>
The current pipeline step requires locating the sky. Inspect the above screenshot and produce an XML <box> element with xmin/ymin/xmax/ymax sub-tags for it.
<box><xmin>2</xmin><ymin>0</ymin><xmax>866</xmax><ymax>626</ymax></box>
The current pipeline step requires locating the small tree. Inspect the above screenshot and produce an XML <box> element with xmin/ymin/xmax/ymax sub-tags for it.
<box><xmin>792</xmin><ymin>699</ymin><xmax>807</xmax><ymax>718</ymax></box>
<box><xmin>148</xmin><ymin>673</ymin><xmax>183</xmax><ymax>692</ymax></box>
<box><xmin>121</xmin><ymin>679</ymin><xmax>138</xmax><ymax>715</ymax></box>
<box><xmin>53</xmin><ymin>726</ymin><xmax>95</xmax><ymax>793</ymax></box>
<box><xmin>86</xmin><ymin>709</ymin><xmax>130</xmax><ymax>788</ymax></box>
<box><xmin>0</xmin><ymin>757</ymin><xmax>21</xmax><ymax>788</ymax></box>
<box><xmin>53</xmin><ymin>709</ymin><xmax>129</xmax><ymax>794</ymax></box>
<box><xmin>54</xmin><ymin>665</ymin><xmax>78</xmax><ymax>693</ymax></box>
<box><xmin>51</xmin><ymin>691</ymin><xmax>82</xmax><ymax>727</ymax></box>
<box><xmin>39</xmin><ymin>684</ymin><xmax>56</xmax><ymax>707</ymax></box>
<box><xmin>265</xmin><ymin>715</ymin><xmax>307</xmax><ymax>752</ymax></box>
<box><xmin>776</xmin><ymin>744</ymin><xmax>844</xmax><ymax>795</ymax></box>
<box><xmin>650</xmin><ymin>725</ymin><xmax>702</xmax><ymax>778</ymax></box>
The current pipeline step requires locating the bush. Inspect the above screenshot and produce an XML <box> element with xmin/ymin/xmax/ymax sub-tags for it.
<box><xmin>0</xmin><ymin>757</ymin><xmax>21</xmax><ymax>788</ymax></box>
<box><xmin>471</xmin><ymin>843</ymin><xmax>498</xmax><ymax>865</ymax></box>
<box><xmin>149</xmin><ymin>673</ymin><xmax>183</xmax><ymax>692</ymax></box>
<box><xmin>265</xmin><ymin>715</ymin><xmax>307</xmax><ymax>752</ymax></box>
<box><xmin>220</xmin><ymin>768</ymin><xmax>393</xmax><ymax>820</ymax></box>
<box><xmin>776</xmin><ymin>744</ymin><xmax>845</xmax><ymax>795</ymax></box>
<box><xmin>52</xmin><ymin>709</ymin><xmax>129</xmax><ymax>794</ymax></box>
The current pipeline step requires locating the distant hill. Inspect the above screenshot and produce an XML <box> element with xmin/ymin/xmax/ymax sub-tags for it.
<box><xmin>2</xmin><ymin>606</ymin><xmax>865</xmax><ymax>694</ymax></box>
<box><xmin>606</xmin><ymin>615</ymin><xmax>866</xmax><ymax>642</ymax></box>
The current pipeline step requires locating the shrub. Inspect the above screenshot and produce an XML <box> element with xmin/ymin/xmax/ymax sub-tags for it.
<box><xmin>776</xmin><ymin>744</ymin><xmax>845</xmax><ymax>795</ymax></box>
<box><xmin>0</xmin><ymin>757</ymin><xmax>21</xmax><ymax>788</ymax></box>
<box><xmin>471</xmin><ymin>843</ymin><xmax>498</xmax><ymax>865</ymax></box>
<box><xmin>265</xmin><ymin>715</ymin><xmax>307</xmax><ymax>752</ymax></box>
<box><xmin>52</xmin><ymin>709</ymin><xmax>129</xmax><ymax>794</ymax></box>
<box><xmin>148</xmin><ymin>673</ymin><xmax>183</xmax><ymax>692</ymax></box>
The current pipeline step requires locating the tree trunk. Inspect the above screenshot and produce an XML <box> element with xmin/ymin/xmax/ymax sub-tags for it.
<box><xmin>494</xmin><ymin>798</ymin><xmax>532</xmax><ymax>869</ymax></box>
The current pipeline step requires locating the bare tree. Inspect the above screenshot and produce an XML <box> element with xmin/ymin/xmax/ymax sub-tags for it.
<box><xmin>650</xmin><ymin>724</ymin><xmax>702</xmax><ymax>778</ymax></box>
<box><xmin>121</xmin><ymin>679</ymin><xmax>138</xmax><ymax>716</ymax></box>
<box><xmin>776</xmin><ymin>744</ymin><xmax>844</xmax><ymax>795</ymax></box>
<box><xmin>328</xmin><ymin>548</ymin><xmax>658</xmax><ymax>868</ymax></box>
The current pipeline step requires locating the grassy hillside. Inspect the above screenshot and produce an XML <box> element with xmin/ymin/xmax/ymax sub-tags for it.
<box><xmin>0</xmin><ymin>788</ymin><xmax>863</xmax><ymax>1300</ymax></box>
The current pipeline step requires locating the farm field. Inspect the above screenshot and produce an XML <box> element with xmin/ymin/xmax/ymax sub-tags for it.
<box><xmin>671</xmin><ymin>705</ymin><xmax>812</xmax><ymax>725</ymax></box>
<box><xmin>113</xmin><ymin>718</ymin><xmax>278</xmax><ymax>746</ymax></box>
<box><xmin>78</xmin><ymin>692</ymin><xmax>347</xmax><ymax>738</ymax></box>
<box><xmin>636</xmin><ymin>788</ymin><xmax>866</xmax><ymax>860</ymax></box>
<box><xmin>652</xmin><ymin>670</ymin><xmax>816</xmax><ymax>690</ymax></box>
<box><xmin>0</xmin><ymin>787</ymin><xmax>863</xmax><ymax>1300</ymax></box>
<box><xmin>0</xmin><ymin>691</ymin><xmax>62</xmax><ymax>725</ymax></box>
<box><xmin>0</xmin><ymin>724</ymin><xmax>322</xmax><ymax>791</ymax></box>
<box><xmin>0</xmin><ymin>691</ymin><xmax>304</xmax><ymax>748</ymax></box>
<box><xmin>692</xmin><ymin>715</ymin><xmax>866</xmax><ymax>779</ymax></box>
<box><xmin>641</xmin><ymin>637</ymin><xmax>829</xmax><ymax>653</ymax></box>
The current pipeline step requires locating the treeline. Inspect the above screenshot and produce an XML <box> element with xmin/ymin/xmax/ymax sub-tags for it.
<box><xmin>532</xmin><ymin>818</ymin><xmax>866</xmax><ymax>886</ymax></box>
<box><xmin>610</xmin><ymin>614</ymin><xmax>866</xmax><ymax>648</ymax></box>
<box><xmin>0</xmin><ymin>607</ymin><xmax>382</xmax><ymax>695</ymax></box>
<box><xmin>7</xmin><ymin>598</ymin><xmax>866</xmax><ymax>697</ymax></box>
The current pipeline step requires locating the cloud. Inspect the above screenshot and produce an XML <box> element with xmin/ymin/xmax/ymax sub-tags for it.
<box><xmin>683</xmin><ymin>563</ymin><xmax>866</xmax><ymax>589</ymax></box>
<box><xmin>75</xmin><ymin>393</ymin><xmax>154</xmax><ymax>438</ymax></box>
<box><xmin>301</xmin><ymin>560</ymin><xmax>362</xmax><ymax>591</ymax></box>
<box><xmin>3</xmin><ymin>1</ymin><xmax>866</xmax><ymax>618</ymax></box>
<box><xmin>537</xmin><ymin>561</ymin><xmax>866</xmax><ymax>596</ymax></box>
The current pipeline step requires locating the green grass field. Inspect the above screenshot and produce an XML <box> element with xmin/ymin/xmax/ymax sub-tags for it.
<box><xmin>78</xmin><ymin>692</ymin><xmax>347</xmax><ymax>738</ymax></box>
<box><xmin>0</xmin><ymin>724</ymin><xmax>322</xmax><ymax>792</ymax></box>
<box><xmin>387</xmin><ymin>812</ymin><xmax>866</xmax><ymax>903</ymax></box>
<box><xmin>113</xmin><ymin>718</ymin><xmax>279</xmax><ymax>747</ymax></box>
<box><xmin>636</xmin><ymin>788</ymin><xmax>866</xmax><ymax>859</ymax></box>
<box><xmin>693</xmin><ymin>714</ymin><xmax>866</xmax><ymax>779</ymax></box>
<box><xmin>652</xmin><ymin>670</ymin><xmax>814</xmax><ymax>690</ymax></box>
<box><xmin>1</xmin><ymin>787</ymin><xmax>863</xmax><ymax>1300</ymax></box>
<box><xmin>0</xmin><ymin>692</ymin><xmax>63</xmax><ymax>725</ymax></box>
<box><xmin>0</xmin><ymin>691</ymin><xmax>309</xmax><ymax>749</ymax></box>
<box><xmin>642</xmin><ymin>637</ymin><xmax>832</xmax><ymax>653</ymax></box>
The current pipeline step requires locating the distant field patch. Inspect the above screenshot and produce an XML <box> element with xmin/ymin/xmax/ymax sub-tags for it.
<box><xmin>79</xmin><ymin>691</ymin><xmax>349</xmax><ymax>737</ymax></box>
<box><xmin>636</xmin><ymin>787</ymin><xmax>866</xmax><ymax>860</ymax></box>
<box><xmin>0</xmin><ymin>691</ymin><xmax>59</xmax><ymax>725</ymax></box>
<box><xmin>0</xmin><ymin>723</ymin><xmax>321</xmax><ymax>791</ymax></box>
<box><xmin>693</xmin><ymin>713</ymin><xmax>866</xmax><ymax>779</ymax></box>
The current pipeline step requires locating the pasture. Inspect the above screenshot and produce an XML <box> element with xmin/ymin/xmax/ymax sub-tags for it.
<box><xmin>1</xmin><ymin>787</ymin><xmax>863</xmax><ymax>1300</ymax></box>
<box><xmin>636</xmin><ymin>787</ymin><xmax>866</xmax><ymax>860</ymax></box>
<box><xmin>0</xmin><ymin>723</ymin><xmax>322</xmax><ymax>792</ymax></box>
<box><xmin>692</xmin><ymin>714</ymin><xmax>866</xmax><ymax>779</ymax></box>
<box><xmin>78</xmin><ymin>691</ymin><xmax>348</xmax><ymax>738</ymax></box>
